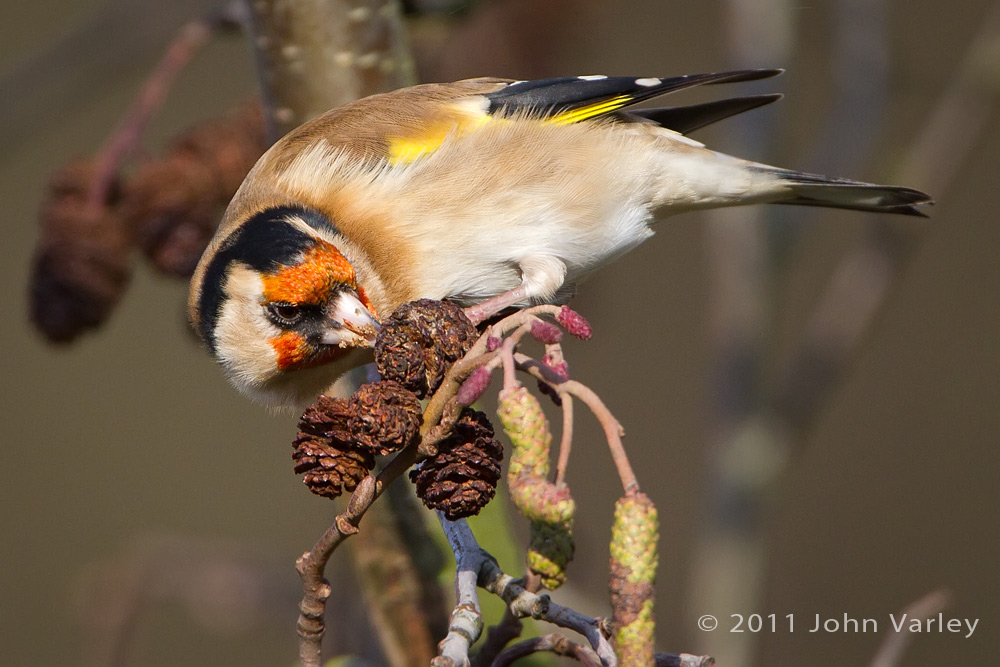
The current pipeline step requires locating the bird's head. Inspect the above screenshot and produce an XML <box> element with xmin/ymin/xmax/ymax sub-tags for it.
<box><xmin>189</xmin><ymin>205</ymin><xmax>380</xmax><ymax>409</ymax></box>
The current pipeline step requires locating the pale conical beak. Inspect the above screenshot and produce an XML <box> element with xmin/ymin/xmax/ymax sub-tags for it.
<box><xmin>320</xmin><ymin>291</ymin><xmax>380</xmax><ymax>347</ymax></box>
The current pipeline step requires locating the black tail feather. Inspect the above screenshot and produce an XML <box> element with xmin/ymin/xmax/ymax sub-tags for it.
<box><xmin>762</xmin><ymin>168</ymin><xmax>934</xmax><ymax>218</ymax></box>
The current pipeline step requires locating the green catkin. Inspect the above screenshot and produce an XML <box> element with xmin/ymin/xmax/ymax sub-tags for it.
<box><xmin>610</xmin><ymin>492</ymin><xmax>658</xmax><ymax>665</ymax></box>
<box><xmin>497</xmin><ymin>385</ymin><xmax>575</xmax><ymax>589</ymax></box>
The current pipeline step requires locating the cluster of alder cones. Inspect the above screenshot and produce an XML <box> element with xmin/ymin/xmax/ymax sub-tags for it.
<box><xmin>30</xmin><ymin>104</ymin><xmax>267</xmax><ymax>343</ymax></box>
<box><xmin>292</xmin><ymin>299</ymin><xmax>504</xmax><ymax>520</ymax></box>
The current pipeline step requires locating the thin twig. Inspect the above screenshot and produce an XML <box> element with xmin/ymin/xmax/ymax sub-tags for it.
<box><xmin>557</xmin><ymin>380</ymin><xmax>634</xmax><ymax>492</ymax></box>
<box><xmin>556</xmin><ymin>394</ymin><xmax>574</xmax><ymax>486</ymax></box>
<box><xmin>295</xmin><ymin>439</ymin><xmax>425</xmax><ymax>667</ymax></box>
<box><xmin>482</xmin><ymin>305</ymin><xmax>566</xmax><ymax>343</ymax></box>
<box><xmin>515</xmin><ymin>354</ymin><xmax>637</xmax><ymax>493</ymax></box>
<box><xmin>493</xmin><ymin>633</ymin><xmax>603</xmax><ymax>667</ymax></box>
<box><xmin>87</xmin><ymin>18</ymin><xmax>217</xmax><ymax>210</ymax></box>
<box><xmin>423</xmin><ymin>304</ymin><xmax>563</xmax><ymax>437</ymax></box>
<box><xmin>499</xmin><ymin>324</ymin><xmax>534</xmax><ymax>391</ymax></box>
<box><xmin>479</xmin><ymin>556</ymin><xmax>616</xmax><ymax>666</ymax></box>
<box><xmin>296</xmin><ymin>475</ymin><xmax>377</xmax><ymax>667</ymax></box>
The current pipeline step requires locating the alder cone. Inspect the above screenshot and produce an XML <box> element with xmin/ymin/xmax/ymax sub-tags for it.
<box><xmin>297</xmin><ymin>395</ymin><xmax>355</xmax><ymax>441</ymax></box>
<box><xmin>349</xmin><ymin>381</ymin><xmax>423</xmax><ymax>455</ymax></box>
<box><xmin>293</xmin><ymin>381</ymin><xmax>421</xmax><ymax>498</ymax></box>
<box><xmin>297</xmin><ymin>381</ymin><xmax>422</xmax><ymax>455</ymax></box>
<box><xmin>375</xmin><ymin>299</ymin><xmax>478</xmax><ymax>398</ymax></box>
<box><xmin>410</xmin><ymin>408</ymin><xmax>503</xmax><ymax>520</ymax></box>
<box><xmin>29</xmin><ymin>161</ymin><xmax>131</xmax><ymax>343</ymax></box>
<box><xmin>292</xmin><ymin>434</ymin><xmax>375</xmax><ymax>499</ymax></box>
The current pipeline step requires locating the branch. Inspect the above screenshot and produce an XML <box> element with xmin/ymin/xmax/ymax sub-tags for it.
<box><xmin>296</xmin><ymin>475</ymin><xmax>376</xmax><ymax>667</ymax></box>
<box><xmin>435</xmin><ymin>519</ymin><xmax>617</xmax><ymax>667</ymax></box>
<box><xmin>246</xmin><ymin>0</ymin><xmax>416</xmax><ymax>136</ymax></box>
<box><xmin>295</xmin><ymin>439</ymin><xmax>425</xmax><ymax>667</ymax></box>
<box><xmin>470</xmin><ymin>572</ymin><xmax>541</xmax><ymax>667</ymax></box>
<box><xmin>870</xmin><ymin>589</ymin><xmax>952</xmax><ymax>667</ymax></box>
<box><xmin>434</xmin><ymin>516</ymin><xmax>486</xmax><ymax>667</ymax></box>
<box><xmin>514</xmin><ymin>354</ymin><xmax>636</xmax><ymax>493</ymax></box>
<box><xmin>493</xmin><ymin>633</ymin><xmax>603</xmax><ymax>667</ymax></box>
<box><xmin>296</xmin><ymin>302</ymin><xmax>636</xmax><ymax>666</ymax></box>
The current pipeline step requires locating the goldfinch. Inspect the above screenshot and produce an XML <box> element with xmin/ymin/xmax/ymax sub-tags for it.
<box><xmin>188</xmin><ymin>69</ymin><xmax>932</xmax><ymax>408</ymax></box>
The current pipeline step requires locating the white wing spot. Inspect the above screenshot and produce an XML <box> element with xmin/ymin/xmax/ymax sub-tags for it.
<box><xmin>508</xmin><ymin>80</ymin><xmax>526</xmax><ymax>86</ymax></box>
<box><xmin>578</xmin><ymin>74</ymin><xmax>608</xmax><ymax>81</ymax></box>
<box><xmin>635</xmin><ymin>77</ymin><xmax>662</xmax><ymax>87</ymax></box>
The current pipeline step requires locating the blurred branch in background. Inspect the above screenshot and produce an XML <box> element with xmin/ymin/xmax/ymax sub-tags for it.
<box><xmin>694</xmin><ymin>0</ymin><xmax>1000</xmax><ymax>665</ymax></box>
<box><xmin>247</xmin><ymin>0</ymin><xmax>417</xmax><ymax>138</ymax></box>
<box><xmin>891</xmin><ymin>0</ymin><xmax>1000</xmax><ymax>195</ymax></box>
<box><xmin>775</xmin><ymin>0</ymin><xmax>1000</xmax><ymax>442</ymax></box>
<box><xmin>690</xmin><ymin>0</ymin><xmax>794</xmax><ymax>664</ymax></box>
<box><xmin>245</xmin><ymin>4</ymin><xmax>442</xmax><ymax>666</ymax></box>
<box><xmin>28</xmin><ymin>8</ymin><xmax>261</xmax><ymax>344</ymax></box>
<box><xmin>869</xmin><ymin>589</ymin><xmax>952</xmax><ymax>667</ymax></box>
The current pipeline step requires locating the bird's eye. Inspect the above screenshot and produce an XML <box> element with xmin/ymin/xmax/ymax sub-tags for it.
<box><xmin>268</xmin><ymin>302</ymin><xmax>304</xmax><ymax>326</ymax></box>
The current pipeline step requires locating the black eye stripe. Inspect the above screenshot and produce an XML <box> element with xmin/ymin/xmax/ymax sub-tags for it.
<box><xmin>196</xmin><ymin>206</ymin><xmax>339</xmax><ymax>352</ymax></box>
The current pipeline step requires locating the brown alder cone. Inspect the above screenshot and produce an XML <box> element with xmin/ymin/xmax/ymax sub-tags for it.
<box><xmin>375</xmin><ymin>299</ymin><xmax>479</xmax><ymax>398</ymax></box>
<box><xmin>292</xmin><ymin>434</ymin><xmax>376</xmax><ymax>499</ymax></box>
<box><xmin>29</xmin><ymin>161</ymin><xmax>131</xmax><ymax>343</ymax></box>
<box><xmin>121</xmin><ymin>103</ymin><xmax>267</xmax><ymax>277</ymax></box>
<box><xmin>293</xmin><ymin>381</ymin><xmax>423</xmax><ymax>498</ymax></box>
<box><xmin>30</xmin><ymin>103</ymin><xmax>267</xmax><ymax>343</ymax></box>
<box><xmin>409</xmin><ymin>408</ymin><xmax>503</xmax><ymax>519</ymax></box>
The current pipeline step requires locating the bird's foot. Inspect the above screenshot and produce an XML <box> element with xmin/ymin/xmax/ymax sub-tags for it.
<box><xmin>463</xmin><ymin>285</ymin><xmax>531</xmax><ymax>326</ymax></box>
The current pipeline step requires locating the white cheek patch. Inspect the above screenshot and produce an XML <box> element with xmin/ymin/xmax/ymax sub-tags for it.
<box><xmin>578</xmin><ymin>75</ymin><xmax>608</xmax><ymax>81</ymax></box>
<box><xmin>635</xmin><ymin>77</ymin><xmax>662</xmax><ymax>87</ymax></box>
<box><xmin>214</xmin><ymin>267</ymin><xmax>280</xmax><ymax>388</ymax></box>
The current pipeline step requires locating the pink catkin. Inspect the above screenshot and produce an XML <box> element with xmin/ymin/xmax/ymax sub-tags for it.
<box><xmin>556</xmin><ymin>306</ymin><xmax>592</xmax><ymax>340</ymax></box>
<box><xmin>530</xmin><ymin>319</ymin><xmax>563</xmax><ymax>344</ymax></box>
<box><xmin>456</xmin><ymin>366</ymin><xmax>492</xmax><ymax>406</ymax></box>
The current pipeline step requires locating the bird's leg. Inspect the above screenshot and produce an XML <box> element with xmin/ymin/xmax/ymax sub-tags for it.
<box><xmin>465</xmin><ymin>256</ymin><xmax>567</xmax><ymax>326</ymax></box>
<box><xmin>463</xmin><ymin>284</ymin><xmax>531</xmax><ymax>325</ymax></box>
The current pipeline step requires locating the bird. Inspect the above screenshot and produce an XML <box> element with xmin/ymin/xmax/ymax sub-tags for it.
<box><xmin>187</xmin><ymin>69</ymin><xmax>932</xmax><ymax>409</ymax></box>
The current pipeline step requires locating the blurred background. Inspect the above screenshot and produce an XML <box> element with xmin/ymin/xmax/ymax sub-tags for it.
<box><xmin>1</xmin><ymin>0</ymin><xmax>997</xmax><ymax>665</ymax></box>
